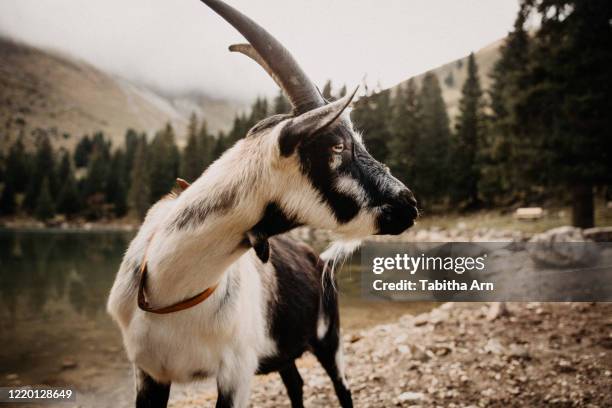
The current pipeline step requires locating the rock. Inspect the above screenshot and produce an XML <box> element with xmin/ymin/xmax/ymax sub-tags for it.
<box><xmin>528</xmin><ymin>226</ymin><xmax>599</xmax><ymax>267</ymax></box>
<box><xmin>398</xmin><ymin>391</ymin><xmax>425</xmax><ymax>402</ymax></box>
<box><xmin>61</xmin><ymin>359</ymin><xmax>78</xmax><ymax>370</ymax></box>
<box><xmin>413</xmin><ymin>314</ymin><xmax>429</xmax><ymax>327</ymax></box>
<box><xmin>398</xmin><ymin>345</ymin><xmax>410</xmax><ymax>354</ymax></box>
<box><xmin>508</xmin><ymin>344</ymin><xmax>530</xmax><ymax>359</ymax></box>
<box><xmin>556</xmin><ymin>359</ymin><xmax>576</xmax><ymax>373</ymax></box>
<box><xmin>486</xmin><ymin>302</ymin><xmax>510</xmax><ymax>321</ymax></box>
<box><xmin>583</xmin><ymin>226</ymin><xmax>612</xmax><ymax>242</ymax></box>
<box><xmin>484</xmin><ymin>338</ymin><xmax>505</xmax><ymax>355</ymax></box>
<box><xmin>514</xmin><ymin>207</ymin><xmax>544</xmax><ymax>220</ymax></box>
<box><xmin>432</xmin><ymin>346</ymin><xmax>451</xmax><ymax>357</ymax></box>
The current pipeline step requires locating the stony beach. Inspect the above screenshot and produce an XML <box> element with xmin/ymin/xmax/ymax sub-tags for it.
<box><xmin>167</xmin><ymin>302</ymin><xmax>611</xmax><ymax>408</ymax></box>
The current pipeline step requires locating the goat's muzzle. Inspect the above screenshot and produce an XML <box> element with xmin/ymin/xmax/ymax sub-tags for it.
<box><xmin>376</xmin><ymin>189</ymin><xmax>419</xmax><ymax>235</ymax></box>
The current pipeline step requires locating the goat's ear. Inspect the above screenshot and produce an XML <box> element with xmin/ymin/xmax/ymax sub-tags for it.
<box><xmin>176</xmin><ymin>178</ymin><xmax>191</xmax><ymax>191</ymax></box>
<box><xmin>278</xmin><ymin>86</ymin><xmax>358</xmax><ymax>156</ymax></box>
<box><xmin>246</xmin><ymin>230</ymin><xmax>270</xmax><ymax>263</ymax></box>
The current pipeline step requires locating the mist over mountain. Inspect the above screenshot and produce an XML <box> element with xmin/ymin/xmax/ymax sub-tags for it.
<box><xmin>0</xmin><ymin>36</ymin><xmax>244</xmax><ymax>151</ymax></box>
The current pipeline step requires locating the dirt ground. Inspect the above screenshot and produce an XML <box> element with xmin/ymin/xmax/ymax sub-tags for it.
<box><xmin>169</xmin><ymin>302</ymin><xmax>611</xmax><ymax>408</ymax></box>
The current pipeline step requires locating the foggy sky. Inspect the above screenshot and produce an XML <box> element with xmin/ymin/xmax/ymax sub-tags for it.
<box><xmin>0</xmin><ymin>0</ymin><xmax>520</xmax><ymax>102</ymax></box>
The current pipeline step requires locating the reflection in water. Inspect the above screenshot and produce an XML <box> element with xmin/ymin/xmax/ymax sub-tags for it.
<box><xmin>0</xmin><ymin>230</ymin><xmax>131</xmax><ymax>325</ymax></box>
<box><xmin>0</xmin><ymin>229</ymin><xmax>133</xmax><ymax>396</ymax></box>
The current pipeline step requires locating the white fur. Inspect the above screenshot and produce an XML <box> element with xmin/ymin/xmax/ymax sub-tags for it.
<box><xmin>335</xmin><ymin>339</ymin><xmax>349</xmax><ymax>389</ymax></box>
<box><xmin>316</xmin><ymin>313</ymin><xmax>329</xmax><ymax>340</ymax></box>
<box><xmin>336</xmin><ymin>175</ymin><xmax>368</xmax><ymax>205</ymax></box>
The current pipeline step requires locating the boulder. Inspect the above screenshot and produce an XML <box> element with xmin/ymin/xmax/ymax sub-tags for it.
<box><xmin>583</xmin><ymin>226</ymin><xmax>612</xmax><ymax>242</ymax></box>
<box><xmin>527</xmin><ymin>226</ymin><xmax>599</xmax><ymax>267</ymax></box>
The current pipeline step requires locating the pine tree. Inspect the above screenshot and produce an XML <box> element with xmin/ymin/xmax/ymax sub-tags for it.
<box><xmin>0</xmin><ymin>181</ymin><xmax>16</xmax><ymax>215</ymax></box>
<box><xmin>249</xmin><ymin>97</ymin><xmax>269</xmax><ymax>124</ymax></box>
<box><xmin>74</xmin><ymin>135</ymin><xmax>92</xmax><ymax>168</ymax></box>
<box><xmin>35</xmin><ymin>177</ymin><xmax>55</xmax><ymax>221</ymax></box>
<box><xmin>0</xmin><ymin>151</ymin><xmax>4</xmax><ymax>183</ymax></box>
<box><xmin>212</xmin><ymin>132</ymin><xmax>228</xmax><ymax>161</ymax></box>
<box><xmin>24</xmin><ymin>134</ymin><xmax>57</xmax><ymax>212</ymax></box>
<box><xmin>511</xmin><ymin>0</ymin><xmax>612</xmax><ymax>227</ymax></box>
<box><xmin>417</xmin><ymin>72</ymin><xmax>451</xmax><ymax>206</ymax></box>
<box><xmin>181</xmin><ymin>113</ymin><xmax>202</xmax><ymax>182</ymax></box>
<box><xmin>91</xmin><ymin>132</ymin><xmax>111</xmax><ymax>162</ymax></box>
<box><xmin>8</xmin><ymin>134</ymin><xmax>31</xmax><ymax>192</ymax></box>
<box><xmin>124</xmin><ymin>129</ymin><xmax>140</xmax><ymax>175</ymax></box>
<box><xmin>197</xmin><ymin>120</ymin><xmax>213</xmax><ymax>172</ymax></box>
<box><xmin>388</xmin><ymin>79</ymin><xmax>421</xmax><ymax>188</ymax></box>
<box><xmin>149</xmin><ymin>123</ymin><xmax>180</xmax><ymax>202</ymax></box>
<box><xmin>57</xmin><ymin>151</ymin><xmax>71</xmax><ymax>182</ymax></box>
<box><xmin>83</xmin><ymin>150</ymin><xmax>109</xmax><ymax>198</ymax></box>
<box><xmin>106</xmin><ymin>149</ymin><xmax>128</xmax><ymax>217</ymax></box>
<box><xmin>128</xmin><ymin>138</ymin><xmax>151</xmax><ymax>220</ymax></box>
<box><xmin>227</xmin><ymin>113</ymin><xmax>248</xmax><ymax>145</ymax></box>
<box><xmin>273</xmin><ymin>90</ymin><xmax>291</xmax><ymax>114</ymax></box>
<box><xmin>352</xmin><ymin>89</ymin><xmax>392</xmax><ymax>163</ymax></box>
<box><xmin>56</xmin><ymin>154</ymin><xmax>81</xmax><ymax>217</ymax></box>
<box><xmin>484</xmin><ymin>7</ymin><xmax>530</xmax><ymax>205</ymax></box>
<box><xmin>452</xmin><ymin>53</ymin><xmax>485</xmax><ymax>208</ymax></box>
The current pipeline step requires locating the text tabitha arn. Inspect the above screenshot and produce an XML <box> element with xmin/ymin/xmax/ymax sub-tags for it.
<box><xmin>373</xmin><ymin>279</ymin><xmax>495</xmax><ymax>291</ymax></box>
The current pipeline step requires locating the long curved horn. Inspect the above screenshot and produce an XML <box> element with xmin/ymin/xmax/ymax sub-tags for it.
<box><xmin>200</xmin><ymin>0</ymin><xmax>325</xmax><ymax>113</ymax></box>
<box><xmin>228</xmin><ymin>44</ymin><xmax>283</xmax><ymax>91</ymax></box>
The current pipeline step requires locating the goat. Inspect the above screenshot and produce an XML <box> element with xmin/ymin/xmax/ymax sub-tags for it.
<box><xmin>106</xmin><ymin>1</ymin><xmax>418</xmax><ymax>407</ymax></box>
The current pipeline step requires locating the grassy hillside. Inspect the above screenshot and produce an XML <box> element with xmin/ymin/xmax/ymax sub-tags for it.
<box><xmin>391</xmin><ymin>38</ymin><xmax>503</xmax><ymax>121</ymax></box>
<box><xmin>0</xmin><ymin>37</ymin><xmax>242</xmax><ymax>151</ymax></box>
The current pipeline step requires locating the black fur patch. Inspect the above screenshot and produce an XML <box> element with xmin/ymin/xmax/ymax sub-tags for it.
<box><xmin>278</xmin><ymin>125</ymin><xmax>303</xmax><ymax>157</ymax></box>
<box><xmin>246</xmin><ymin>230</ymin><xmax>270</xmax><ymax>263</ymax></box>
<box><xmin>245</xmin><ymin>202</ymin><xmax>301</xmax><ymax>263</ymax></box>
<box><xmin>297</xmin><ymin>122</ymin><xmax>361</xmax><ymax>223</ymax></box>
<box><xmin>247</xmin><ymin>114</ymin><xmax>291</xmax><ymax>138</ymax></box>
<box><xmin>257</xmin><ymin>236</ymin><xmax>324</xmax><ymax>374</ymax></box>
<box><xmin>215</xmin><ymin>384</ymin><xmax>234</xmax><ymax>408</ymax></box>
<box><xmin>250</xmin><ymin>202</ymin><xmax>301</xmax><ymax>237</ymax></box>
<box><xmin>169</xmin><ymin>187</ymin><xmax>237</xmax><ymax>230</ymax></box>
<box><xmin>135</xmin><ymin>368</ymin><xmax>171</xmax><ymax>408</ymax></box>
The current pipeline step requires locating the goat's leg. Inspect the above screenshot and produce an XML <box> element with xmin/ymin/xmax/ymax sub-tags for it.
<box><xmin>215</xmin><ymin>382</ymin><xmax>235</xmax><ymax>408</ymax></box>
<box><xmin>134</xmin><ymin>367</ymin><xmax>171</xmax><ymax>408</ymax></box>
<box><xmin>215</xmin><ymin>352</ymin><xmax>257</xmax><ymax>408</ymax></box>
<box><xmin>279</xmin><ymin>361</ymin><xmax>304</xmax><ymax>408</ymax></box>
<box><xmin>311</xmin><ymin>329</ymin><xmax>353</xmax><ymax>408</ymax></box>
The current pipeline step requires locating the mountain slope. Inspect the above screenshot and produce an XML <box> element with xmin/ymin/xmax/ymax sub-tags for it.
<box><xmin>0</xmin><ymin>37</ymin><xmax>241</xmax><ymax>151</ymax></box>
<box><xmin>391</xmin><ymin>38</ymin><xmax>503</xmax><ymax>120</ymax></box>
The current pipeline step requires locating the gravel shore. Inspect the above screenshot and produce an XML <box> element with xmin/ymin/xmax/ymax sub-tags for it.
<box><xmin>167</xmin><ymin>302</ymin><xmax>611</xmax><ymax>407</ymax></box>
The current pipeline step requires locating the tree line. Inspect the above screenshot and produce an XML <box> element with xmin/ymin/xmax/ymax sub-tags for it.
<box><xmin>0</xmin><ymin>0</ymin><xmax>609</xmax><ymax>227</ymax></box>
<box><xmin>0</xmin><ymin>92</ymin><xmax>288</xmax><ymax>222</ymax></box>
<box><xmin>353</xmin><ymin>0</ymin><xmax>611</xmax><ymax>227</ymax></box>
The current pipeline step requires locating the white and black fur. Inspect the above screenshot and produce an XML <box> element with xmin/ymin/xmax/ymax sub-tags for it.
<box><xmin>107</xmin><ymin>1</ymin><xmax>418</xmax><ymax>407</ymax></box>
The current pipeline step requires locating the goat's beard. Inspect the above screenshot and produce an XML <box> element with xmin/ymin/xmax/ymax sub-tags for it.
<box><xmin>319</xmin><ymin>239</ymin><xmax>362</xmax><ymax>291</ymax></box>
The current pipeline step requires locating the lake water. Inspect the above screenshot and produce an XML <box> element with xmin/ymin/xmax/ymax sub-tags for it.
<box><xmin>0</xmin><ymin>229</ymin><xmax>433</xmax><ymax>406</ymax></box>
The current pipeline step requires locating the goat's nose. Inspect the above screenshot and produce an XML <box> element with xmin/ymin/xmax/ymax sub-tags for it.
<box><xmin>399</xmin><ymin>189</ymin><xmax>417</xmax><ymax>208</ymax></box>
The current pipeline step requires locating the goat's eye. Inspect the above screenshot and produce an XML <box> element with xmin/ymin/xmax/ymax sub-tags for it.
<box><xmin>332</xmin><ymin>143</ymin><xmax>344</xmax><ymax>154</ymax></box>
